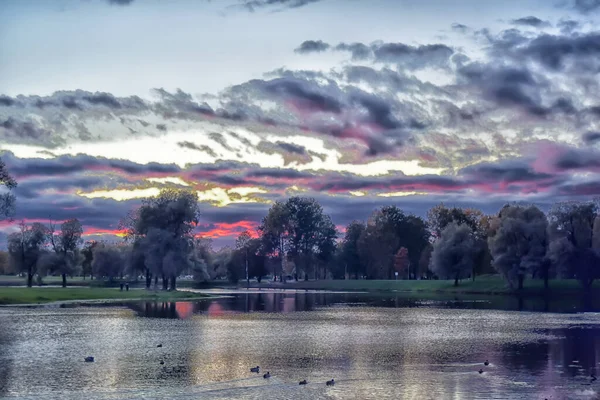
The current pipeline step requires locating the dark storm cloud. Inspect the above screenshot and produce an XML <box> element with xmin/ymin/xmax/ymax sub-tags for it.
<box><xmin>557</xmin><ymin>19</ymin><xmax>580</xmax><ymax>34</ymax></box>
<box><xmin>572</xmin><ymin>0</ymin><xmax>600</xmax><ymax>14</ymax></box>
<box><xmin>553</xmin><ymin>148</ymin><xmax>600</xmax><ymax>171</ymax></box>
<box><xmin>582</xmin><ymin>131</ymin><xmax>600</xmax><ymax>144</ymax></box>
<box><xmin>13</xmin><ymin>176</ymin><xmax>114</xmax><ymax>200</ymax></box>
<box><xmin>511</xmin><ymin>16</ymin><xmax>550</xmax><ymax>28</ymax></box>
<box><xmin>0</xmin><ymin>96</ymin><xmax>18</xmax><ymax>107</ymax></box>
<box><xmin>262</xmin><ymin>78</ymin><xmax>343</xmax><ymax>113</ymax></box>
<box><xmin>457</xmin><ymin>63</ymin><xmax>550</xmax><ymax>117</ymax></box>
<box><xmin>1</xmin><ymin>152</ymin><xmax>181</xmax><ymax>178</ymax></box>
<box><xmin>519</xmin><ymin>32</ymin><xmax>600</xmax><ymax>72</ymax></box>
<box><xmin>294</xmin><ymin>40</ymin><xmax>330</xmax><ymax>54</ymax></box>
<box><xmin>458</xmin><ymin>160</ymin><xmax>556</xmax><ymax>183</ymax></box>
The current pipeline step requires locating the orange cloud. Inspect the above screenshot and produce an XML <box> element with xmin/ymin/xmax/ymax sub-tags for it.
<box><xmin>196</xmin><ymin>220</ymin><xmax>259</xmax><ymax>238</ymax></box>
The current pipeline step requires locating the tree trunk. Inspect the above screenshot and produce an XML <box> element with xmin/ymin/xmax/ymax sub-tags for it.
<box><xmin>543</xmin><ymin>272</ymin><xmax>549</xmax><ymax>290</ymax></box>
<box><xmin>62</xmin><ymin>273</ymin><xmax>67</xmax><ymax>288</ymax></box>
<box><xmin>170</xmin><ymin>275</ymin><xmax>176</xmax><ymax>291</ymax></box>
<box><xmin>454</xmin><ymin>275</ymin><xmax>459</xmax><ymax>286</ymax></box>
<box><xmin>162</xmin><ymin>275</ymin><xmax>168</xmax><ymax>290</ymax></box>
<box><xmin>517</xmin><ymin>274</ymin><xmax>524</xmax><ymax>291</ymax></box>
<box><xmin>145</xmin><ymin>269</ymin><xmax>152</xmax><ymax>289</ymax></box>
<box><xmin>27</xmin><ymin>272</ymin><xmax>33</xmax><ymax>288</ymax></box>
<box><xmin>154</xmin><ymin>275</ymin><xmax>158</xmax><ymax>288</ymax></box>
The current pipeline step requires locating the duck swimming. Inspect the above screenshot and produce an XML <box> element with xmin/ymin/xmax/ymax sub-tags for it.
<box><xmin>326</xmin><ymin>379</ymin><xmax>335</xmax><ymax>386</ymax></box>
<box><xmin>478</xmin><ymin>369</ymin><xmax>484</xmax><ymax>374</ymax></box>
<box><xmin>299</xmin><ymin>379</ymin><xmax>307</xmax><ymax>385</ymax></box>
<box><xmin>250</xmin><ymin>366</ymin><xmax>260</xmax><ymax>373</ymax></box>
<box><xmin>84</xmin><ymin>356</ymin><xmax>94</xmax><ymax>363</ymax></box>
<box><xmin>263</xmin><ymin>372</ymin><xmax>271</xmax><ymax>379</ymax></box>
<box><xmin>484</xmin><ymin>360</ymin><xmax>489</xmax><ymax>366</ymax></box>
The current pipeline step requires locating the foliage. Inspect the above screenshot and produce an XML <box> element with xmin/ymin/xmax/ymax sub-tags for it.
<box><xmin>339</xmin><ymin>221</ymin><xmax>366</xmax><ymax>279</ymax></box>
<box><xmin>48</xmin><ymin>218</ymin><xmax>84</xmax><ymax>287</ymax></box>
<box><xmin>91</xmin><ymin>243</ymin><xmax>125</xmax><ymax>281</ymax></box>
<box><xmin>7</xmin><ymin>222</ymin><xmax>48</xmax><ymax>287</ymax></box>
<box><xmin>430</xmin><ymin>223</ymin><xmax>477</xmax><ymax>286</ymax></box>
<box><xmin>0</xmin><ymin>157</ymin><xmax>17</xmax><ymax>220</ymax></box>
<box><xmin>488</xmin><ymin>205</ymin><xmax>549</xmax><ymax>289</ymax></box>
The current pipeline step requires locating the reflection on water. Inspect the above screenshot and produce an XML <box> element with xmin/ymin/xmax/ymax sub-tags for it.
<box><xmin>1</xmin><ymin>292</ymin><xmax>600</xmax><ymax>399</ymax></box>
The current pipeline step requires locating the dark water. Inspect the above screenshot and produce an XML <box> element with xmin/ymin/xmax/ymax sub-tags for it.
<box><xmin>1</xmin><ymin>292</ymin><xmax>600</xmax><ymax>399</ymax></box>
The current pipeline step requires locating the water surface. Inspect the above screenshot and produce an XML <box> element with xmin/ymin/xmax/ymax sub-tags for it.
<box><xmin>1</xmin><ymin>292</ymin><xmax>599</xmax><ymax>399</ymax></box>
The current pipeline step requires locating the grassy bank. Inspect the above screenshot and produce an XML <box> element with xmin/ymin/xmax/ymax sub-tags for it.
<box><xmin>0</xmin><ymin>287</ymin><xmax>211</xmax><ymax>305</ymax></box>
<box><xmin>246</xmin><ymin>275</ymin><xmax>599</xmax><ymax>296</ymax></box>
<box><xmin>0</xmin><ymin>275</ymin><xmax>196</xmax><ymax>288</ymax></box>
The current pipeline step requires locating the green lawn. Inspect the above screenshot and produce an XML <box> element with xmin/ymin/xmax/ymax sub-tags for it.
<box><xmin>0</xmin><ymin>287</ymin><xmax>211</xmax><ymax>305</ymax></box>
<box><xmin>247</xmin><ymin>275</ymin><xmax>598</xmax><ymax>296</ymax></box>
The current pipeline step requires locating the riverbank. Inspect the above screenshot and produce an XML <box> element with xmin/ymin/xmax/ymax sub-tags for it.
<box><xmin>0</xmin><ymin>287</ymin><xmax>212</xmax><ymax>305</ymax></box>
<box><xmin>245</xmin><ymin>276</ymin><xmax>599</xmax><ymax>296</ymax></box>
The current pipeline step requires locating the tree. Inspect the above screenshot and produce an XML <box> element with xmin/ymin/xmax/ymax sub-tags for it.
<box><xmin>91</xmin><ymin>243</ymin><xmax>124</xmax><ymax>281</ymax></box>
<box><xmin>488</xmin><ymin>205</ymin><xmax>548</xmax><ymax>290</ymax></box>
<box><xmin>430</xmin><ymin>223</ymin><xmax>477</xmax><ymax>286</ymax></box>
<box><xmin>0</xmin><ymin>157</ymin><xmax>17</xmax><ymax>220</ymax></box>
<box><xmin>81</xmin><ymin>241</ymin><xmax>98</xmax><ymax>280</ymax></box>
<box><xmin>0</xmin><ymin>251</ymin><xmax>10</xmax><ymax>275</ymax></box>
<box><xmin>121</xmin><ymin>189</ymin><xmax>201</xmax><ymax>290</ymax></box>
<box><xmin>259</xmin><ymin>197</ymin><xmax>337</xmax><ymax>281</ymax></box>
<box><xmin>394</xmin><ymin>247</ymin><xmax>410</xmax><ymax>279</ymax></box>
<box><xmin>548</xmin><ymin>201</ymin><xmax>600</xmax><ymax>291</ymax></box>
<box><xmin>7</xmin><ymin>222</ymin><xmax>48</xmax><ymax>287</ymax></box>
<box><xmin>340</xmin><ymin>221</ymin><xmax>366</xmax><ymax>279</ymax></box>
<box><xmin>48</xmin><ymin>218</ymin><xmax>83</xmax><ymax>287</ymax></box>
<box><xmin>417</xmin><ymin>244</ymin><xmax>433</xmax><ymax>279</ymax></box>
<box><xmin>358</xmin><ymin>206</ymin><xmax>429</xmax><ymax>279</ymax></box>
<box><xmin>236</xmin><ymin>230</ymin><xmax>252</xmax><ymax>286</ymax></box>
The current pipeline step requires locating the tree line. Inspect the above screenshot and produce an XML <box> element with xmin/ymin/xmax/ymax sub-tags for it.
<box><xmin>1</xmin><ymin>158</ymin><xmax>599</xmax><ymax>291</ymax></box>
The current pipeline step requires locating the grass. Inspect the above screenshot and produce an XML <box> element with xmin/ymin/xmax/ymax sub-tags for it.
<box><xmin>0</xmin><ymin>287</ymin><xmax>211</xmax><ymax>305</ymax></box>
<box><xmin>247</xmin><ymin>275</ymin><xmax>600</xmax><ymax>296</ymax></box>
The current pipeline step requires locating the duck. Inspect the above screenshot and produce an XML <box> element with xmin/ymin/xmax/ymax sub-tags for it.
<box><xmin>160</xmin><ymin>361</ymin><xmax>165</xmax><ymax>365</ymax></box>
<box><xmin>299</xmin><ymin>380</ymin><xmax>308</xmax><ymax>385</ymax></box>
<box><xmin>326</xmin><ymin>379</ymin><xmax>335</xmax><ymax>386</ymax></box>
<box><xmin>484</xmin><ymin>360</ymin><xmax>489</xmax><ymax>366</ymax></box>
<box><xmin>591</xmin><ymin>374</ymin><xmax>597</xmax><ymax>382</ymax></box>
<box><xmin>157</xmin><ymin>344</ymin><xmax>163</xmax><ymax>348</ymax></box>
<box><xmin>263</xmin><ymin>372</ymin><xmax>271</xmax><ymax>379</ymax></box>
<box><xmin>84</xmin><ymin>356</ymin><xmax>94</xmax><ymax>363</ymax></box>
<box><xmin>478</xmin><ymin>369</ymin><xmax>484</xmax><ymax>374</ymax></box>
<box><xmin>250</xmin><ymin>366</ymin><xmax>260</xmax><ymax>373</ymax></box>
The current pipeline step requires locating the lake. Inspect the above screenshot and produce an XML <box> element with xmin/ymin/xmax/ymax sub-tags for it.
<box><xmin>1</xmin><ymin>290</ymin><xmax>599</xmax><ymax>399</ymax></box>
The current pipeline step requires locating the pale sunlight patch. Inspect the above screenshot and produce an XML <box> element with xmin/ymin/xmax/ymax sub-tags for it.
<box><xmin>78</xmin><ymin>187</ymin><xmax>160</xmax><ymax>201</ymax></box>
<box><xmin>146</xmin><ymin>177</ymin><xmax>190</xmax><ymax>186</ymax></box>
<box><xmin>377</xmin><ymin>191</ymin><xmax>427</xmax><ymax>197</ymax></box>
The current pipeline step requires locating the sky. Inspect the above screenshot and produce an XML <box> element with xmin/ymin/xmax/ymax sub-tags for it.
<box><xmin>0</xmin><ymin>0</ymin><xmax>600</xmax><ymax>248</ymax></box>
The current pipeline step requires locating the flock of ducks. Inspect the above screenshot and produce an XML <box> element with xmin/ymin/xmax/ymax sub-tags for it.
<box><xmin>83</xmin><ymin>353</ymin><xmax>596</xmax><ymax>392</ymax></box>
<box><xmin>250</xmin><ymin>366</ymin><xmax>334</xmax><ymax>386</ymax></box>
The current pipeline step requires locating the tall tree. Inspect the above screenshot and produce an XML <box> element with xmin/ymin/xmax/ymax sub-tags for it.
<box><xmin>340</xmin><ymin>221</ymin><xmax>366</xmax><ymax>279</ymax></box>
<box><xmin>547</xmin><ymin>201</ymin><xmax>600</xmax><ymax>291</ymax></box>
<box><xmin>80</xmin><ymin>240</ymin><xmax>98</xmax><ymax>280</ymax></box>
<box><xmin>48</xmin><ymin>218</ymin><xmax>83</xmax><ymax>287</ymax></box>
<box><xmin>0</xmin><ymin>157</ymin><xmax>17</xmax><ymax>220</ymax></box>
<box><xmin>430</xmin><ymin>222</ymin><xmax>477</xmax><ymax>286</ymax></box>
<box><xmin>236</xmin><ymin>230</ymin><xmax>253</xmax><ymax>285</ymax></box>
<box><xmin>122</xmin><ymin>189</ymin><xmax>200</xmax><ymax>290</ymax></box>
<box><xmin>91</xmin><ymin>243</ymin><xmax>125</xmax><ymax>282</ymax></box>
<box><xmin>258</xmin><ymin>200</ymin><xmax>289</xmax><ymax>281</ymax></box>
<box><xmin>7</xmin><ymin>222</ymin><xmax>48</xmax><ymax>287</ymax></box>
<box><xmin>488</xmin><ymin>205</ymin><xmax>548</xmax><ymax>290</ymax></box>
<box><xmin>394</xmin><ymin>247</ymin><xmax>410</xmax><ymax>279</ymax></box>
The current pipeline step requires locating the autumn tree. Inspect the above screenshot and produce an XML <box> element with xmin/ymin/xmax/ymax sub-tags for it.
<box><xmin>430</xmin><ymin>223</ymin><xmax>477</xmax><ymax>286</ymax></box>
<box><xmin>394</xmin><ymin>247</ymin><xmax>410</xmax><ymax>279</ymax></box>
<box><xmin>7</xmin><ymin>222</ymin><xmax>48</xmax><ymax>287</ymax></box>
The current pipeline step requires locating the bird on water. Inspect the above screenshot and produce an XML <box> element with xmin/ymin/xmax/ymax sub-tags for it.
<box><xmin>263</xmin><ymin>372</ymin><xmax>271</xmax><ymax>379</ymax></box>
<box><xmin>250</xmin><ymin>366</ymin><xmax>260</xmax><ymax>373</ymax></box>
<box><xmin>326</xmin><ymin>379</ymin><xmax>335</xmax><ymax>386</ymax></box>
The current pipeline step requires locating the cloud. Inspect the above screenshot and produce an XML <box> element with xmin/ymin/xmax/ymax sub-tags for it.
<box><xmin>107</xmin><ymin>0</ymin><xmax>135</xmax><ymax>5</ymax></box>
<box><xmin>334</xmin><ymin>43</ymin><xmax>373</xmax><ymax>60</ymax></box>
<box><xmin>237</xmin><ymin>0</ymin><xmax>323</xmax><ymax>12</ymax></box>
<box><xmin>451</xmin><ymin>23</ymin><xmax>469</xmax><ymax>33</ymax></box>
<box><xmin>572</xmin><ymin>0</ymin><xmax>600</xmax><ymax>14</ymax></box>
<box><xmin>294</xmin><ymin>40</ymin><xmax>330</xmax><ymax>54</ymax></box>
<box><xmin>582</xmin><ymin>131</ymin><xmax>600</xmax><ymax>144</ymax></box>
<box><xmin>519</xmin><ymin>32</ymin><xmax>600</xmax><ymax>72</ymax></box>
<box><xmin>511</xmin><ymin>16</ymin><xmax>550</xmax><ymax>28</ymax></box>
